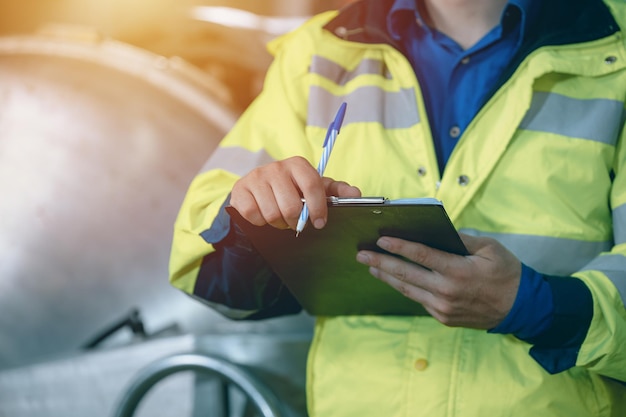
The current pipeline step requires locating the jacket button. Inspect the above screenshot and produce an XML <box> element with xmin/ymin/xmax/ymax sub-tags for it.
<box><xmin>605</xmin><ymin>55</ymin><xmax>617</xmax><ymax>65</ymax></box>
<box><xmin>414</xmin><ymin>358</ymin><xmax>429</xmax><ymax>371</ymax></box>
<box><xmin>457</xmin><ymin>175</ymin><xmax>470</xmax><ymax>186</ymax></box>
<box><xmin>417</xmin><ymin>166</ymin><xmax>427</xmax><ymax>176</ymax></box>
<box><xmin>334</xmin><ymin>26</ymin><xmax>348</xmax><ymax>38</ymax></box>
<box><xmin>449</xmin><ymin>126</ymin><xmax>461</xmax><ymax>138</ymax></box>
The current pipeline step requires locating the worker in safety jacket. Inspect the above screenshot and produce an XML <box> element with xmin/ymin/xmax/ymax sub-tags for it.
<box><xmin>169</xmin><ymin>0</ymin><xmax>626</xmax><ymax>415</ymax></box>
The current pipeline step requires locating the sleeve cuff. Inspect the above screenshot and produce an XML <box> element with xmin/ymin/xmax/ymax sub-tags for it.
<box><xmin>489</xmin><ymin>263</ymin><xmax>553</xmax><ymax>339</ymax></box>
<box><xmin>489</xmin><ymin>265</ymin><xmax>594</xmax><ymax>374</ymax></box>
<box><xmin>200</xmin><ymin>194</ymin><xmax>234</xmax><ymax>245</ymax></box>
<box><xmin>525</xmin><ymin>276</ymin><xmax>593</xmax><ymax>374</ymax></box>
<box><xmin>194</xmin><ymin>194</ymin><xmax>302</xmax><ymax>319</ymax></box>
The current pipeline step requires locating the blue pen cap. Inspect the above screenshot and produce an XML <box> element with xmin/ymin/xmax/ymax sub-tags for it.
<box><xmin>332</xmin><ymin>102</ymin><xmax>347</xmax><ymax>133</ymax></box>
<box><xmin>322</xmin><ymin>102</ymin><xmax>347</xmax><ymax>147</ymax></box>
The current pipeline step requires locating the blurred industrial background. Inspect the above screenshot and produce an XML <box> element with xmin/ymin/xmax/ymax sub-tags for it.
<box><xmin>0</xmin><ymin>1</ymin><xmax>351</xmax><ymax>416</ymax></box>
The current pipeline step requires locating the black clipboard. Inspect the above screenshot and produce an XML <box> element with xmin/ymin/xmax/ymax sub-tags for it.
<box><xmin>225</xmin><ymin>197</ymin><xmax>468</xmax><ymax>316</ymax></box>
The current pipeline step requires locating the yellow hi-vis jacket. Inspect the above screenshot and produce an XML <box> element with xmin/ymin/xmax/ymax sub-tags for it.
<box><xmin>170</xmin><ymin>0</ymin><xmax>626</xmax><ymax>415</ymax></box>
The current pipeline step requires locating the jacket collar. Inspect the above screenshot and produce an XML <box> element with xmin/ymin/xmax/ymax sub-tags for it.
<box><xmin>323</xmin><ymin>0</ymin><xmax>620</xmax><ymax>93</ymax></box>
<box><xmin>324</xmin><ymin>0</ymin><xmax>620</xmax><ymax>50</ymax></box>
<box><xmin>323</xmin><ymin>0</ymin><xmax>403</xmax><ymax>50</ymax></box>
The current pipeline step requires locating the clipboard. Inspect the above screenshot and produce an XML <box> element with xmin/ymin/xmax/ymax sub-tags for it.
<box><xmin>225</xmin><ymin>197</ymin><xmax>468</xmax><ymax>316</ymax></box>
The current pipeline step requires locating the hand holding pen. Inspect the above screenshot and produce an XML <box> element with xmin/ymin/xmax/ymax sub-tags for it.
<box><xmin>229</xmin><ymin>101</ymin><xmax>359</xmax><ymax>232</ymax></box>
<box><xmin>296</xmin><ymin>102</ymin><xmax>347</xmax><ymax>236</ymax></box>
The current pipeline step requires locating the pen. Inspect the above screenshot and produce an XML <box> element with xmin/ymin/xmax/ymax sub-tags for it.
<box><xmin>295</xmin><ymin>102</ymin><xmax>347</xmax><ymax>236</ymax></box>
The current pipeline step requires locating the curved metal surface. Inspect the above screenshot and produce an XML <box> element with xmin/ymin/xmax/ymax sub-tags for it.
<box><xmin>0</xmin><ymin>334</ymin><xmax>311</xmax><ymax>417</ymax></box>
<box><xmin>0</xmin><ymin>33</ymin><xmax>243</xmax><ymax>369</ymax></box>
<box><xmin>113</xmin><ymin>352</ymin><xmax>287</xmax><ymax>417</ymax></box>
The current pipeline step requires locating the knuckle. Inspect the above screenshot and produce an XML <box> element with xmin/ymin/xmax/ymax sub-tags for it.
<box><xmin>397</xmin><ymin>282</ymin><xmax>413</xmax><ymax>298</ymax></box>
<box><xmin>230</xmin><ymin>179</ymin><xmax>247</xmax><ymax>198</ymax></box>
<box><xmin>275</xmin><ymin>159</ymin><xmax>294</xmax><ymax>172</ymax></box>
<box><xmin>295</xmin><ymin>155</ymin><xmax>312</xmax><ymax>166</ymax></box>
<box><xmin>412</xmin><ymin>249</ymin><xmax>433</xmax><ymax>267</ymax></box>
<box><xmin>263</xmin><ymin>209</ymin><xmax>284</xmax><ymax>225</ymax></box>
<box><xmin>283</xmin><ymin>202</ymin><xmax>304</xmax><ymax>220</ymax></box>
<box><xmin>437</xmin><ymin>284</ymin><xmax>461</xmax><ymax>303</ymax></box>
<box><xmin>239</xmin><ymin>209</ymin><xmax>264</xmax><ymax>226</ymax></box>
<box><xmin>392</xmin><ymin>265</ymin><xmax>408</xmax><ymax>281</ymax></box>
<box><xmin>431</xmin><ymin>273</ymin><xmax>459</xmax><ymax>296</ymax></box>
<box><xmin>228</xmin><ymin>193</ymin><xmax>241</xmax><ymax>209</ymax></box>
<box><xmin>368</xmin><ymin>256</ymin><xmax>382</xmax><ymax>269</ymax></box>
<box><xmin>299</xmin><ymin>175</ymin><xmax>322</xmax><ymax>193</ymax></box>
<box><xmin>247</xmin><ymin>165</ymin><xmax>268</xmax><ymax>180</ymax></box>
<box><xmin>254</xmin><ymin>159</ymin><xmax>291</xmax><ymax>178</ymax></box>
<box><xmin>236</xmin><ymin>205</ymin><xmax>254</xmax><ymax>219</ymax></box>
<box><xmin>283</xmin><ymin>156</ymin><xmax>311</xmax><ymax>174</ymax></box>
<box><xmin>431</xmin><ymin>302</ymin><xmax>455</xmax><ymax>325</ymax></box>
<box><xmin>435</xmin><ymin>282</ymin><xmax>453</xmax><ymax>298</ymax></box>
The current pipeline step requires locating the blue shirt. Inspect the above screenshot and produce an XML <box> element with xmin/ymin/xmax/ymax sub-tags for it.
<box><xmin>387</xmin><ymin>0</ymin><xmax>552</xmax><ymax>340</ymax></box>
<box><xmin>388</xmin><ymin>0</ymin><xmax>537</xmax><ymax>168</ymax></box>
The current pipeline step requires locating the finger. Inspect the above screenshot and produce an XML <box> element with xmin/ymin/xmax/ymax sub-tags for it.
<box><xmin>229</xmin><ymin>188</ymin><xmax>266</xmax><ymax>226</ymax></box>
<box><xmin>357</xmin><ymin>250</ymin><xmax>436</xmax><ymax>304</ymax></box>
<box><xmin>356</xmin><ymin>250</ymin><xmax>437</xmax><ymax>289</ymax></box>
<box><xmin>250</xmin><ymin>182</ymin><xmax>291</xmax><ymax>229</ymax></box>
<box><xmin>370</xmin><ymin>267</ymin><xmax>456</xmax><ymax>323</ymax></box>
<box><xmin>297</xmin><ymin>173</ymin><xmax>328</xmax><ymax>229</ymax></box>
<box><xmin>231</xmin><ymin>156</ymin><xmax>330</xmax><ymax>230</ymax></box>
<box><xmin>322</xmin><ymin>178</ymin><xmax>362</xmax><ymax>197</ymax></box>
<box><xmin>376</xmin><ymin>236</ymin><xmax>463</xmax><ymax>275</ymax></box>
<box><xmin>270</xmin><ymin>178</ymin><xmax>308</xmax><ymax>230</ymax></box>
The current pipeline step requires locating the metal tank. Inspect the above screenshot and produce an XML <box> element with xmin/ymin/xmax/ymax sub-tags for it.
<box><xmin>0</xmin><ymin>29</ymin><xmax>228</xmax><ymax>367</ymax></box>
<box><xmin>0</xmin><ymin>29</ymin><xmax>314</xmax><ymax>416</ymax></box>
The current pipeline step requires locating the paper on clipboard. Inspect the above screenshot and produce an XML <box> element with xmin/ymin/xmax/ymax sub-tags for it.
<box><xmin>225</xmin><ymin>197</ymin><xmax>468</xmax><ymax>316</ymax></box>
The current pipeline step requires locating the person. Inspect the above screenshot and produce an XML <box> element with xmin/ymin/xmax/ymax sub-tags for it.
<box><xmin>169</xmin><ymin>0</ymin><xmax>626</xmax><ymax>415</ymax></box>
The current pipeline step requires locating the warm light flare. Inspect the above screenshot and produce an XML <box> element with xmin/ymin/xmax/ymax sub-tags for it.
<box><xmin>189</xmin><ymin>6</ymin><xmax>308</xmax><ymax>36</ymax></box>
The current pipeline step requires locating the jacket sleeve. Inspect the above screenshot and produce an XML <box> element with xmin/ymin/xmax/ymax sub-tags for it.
<box><xmin>514</xmin><ymin>119</ymin><xmax>626</xmax><ymax>382</ymax></box>
<box><xmin>569</xmin><ymin>118</ymin><xmax>626</xmax><ymax>382</ymax></box>
<box><xmin>187</xmin><ymin>195</ymin><xmax>302</xmax><ymax>320</ymax></box>
<box><xmin>168</xmin><ymin>27</ymin><xmax>320</xmax><ymax>319</ymax></box>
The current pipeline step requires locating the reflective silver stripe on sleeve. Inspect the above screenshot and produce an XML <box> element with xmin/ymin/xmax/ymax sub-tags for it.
<box><xmin>519</xmin><ymin>91</ymin><xmax>624</xmax><ymax>146</ymax></box>
<box><xmin>580</xmin><ymin>254</ymin><xmax>626</xmax><ymax>306</ymax></box>
<box><xmin>310</xmin><ymin>55</ymin><xmax>392</xmax><ymax>85</ymax></box>
<box><xmin>613</xmin><ymin>203</ymin><xmax>626</xmax><ymax>245</ymax></box>
<box><xmin>199</xmin><ymin>146</ymin><xmax>276</xmax><ymax>177</ymax></box>
<box><xmin>308</xmin><ymin>85</ymin><xmax>419</xmax><ymax>129</ymax></box>
<box><xmin>459</xmin><ymin>229</ymin><xmax>612</xmax><ymax>276</ymax></box>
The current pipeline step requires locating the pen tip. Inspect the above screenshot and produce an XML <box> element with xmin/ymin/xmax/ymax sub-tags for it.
<box><xmin>295</xmin><ymin>231</ymin><xmax>300</xmax><ymax>237</ymax></box>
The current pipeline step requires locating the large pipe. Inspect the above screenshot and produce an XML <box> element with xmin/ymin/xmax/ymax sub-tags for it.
<box><xmin>112</xmin><ymin>352</ymin><xmax>287</xmax><ymax>417</ymax></box>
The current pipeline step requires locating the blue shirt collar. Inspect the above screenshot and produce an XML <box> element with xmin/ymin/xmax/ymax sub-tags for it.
<box><xmin>388</xmin><ymin>0</ymin><xmax>539</xmax><ymax>44</ymax></box>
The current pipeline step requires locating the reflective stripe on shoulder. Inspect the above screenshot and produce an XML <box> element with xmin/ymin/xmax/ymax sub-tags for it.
<box><xmin>459</xmin><ymin>228</ymin><xmax>612</xmax><ymax>276</ymax></box>
<box><xmin>310</xmin><ymin>55</ymin><xmax>392</xmax><ymax>85</ymax></box>
<box><xmin>308</xmin><ymin>85</ymin><xmax>419</xmax><ymax>129</ymax></box>
<box><xmin>519</xmin><ymin>91</ymin><xmax>625</xmax><ymax>145</ymax></box>
<box><xmin>199</xmin><ymin>146</ymin><xmax>276</xmax><ymax>177</ymax></box>
<box><xmin>580</xmin><ymin>254</ymin><xmax>626</xmax><ymax>306</ymax></box>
